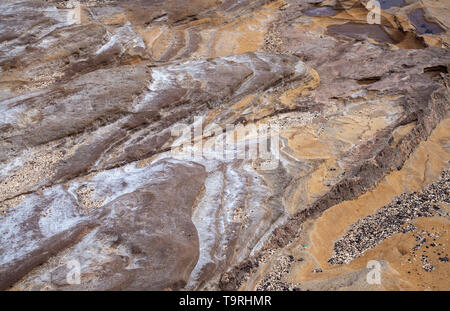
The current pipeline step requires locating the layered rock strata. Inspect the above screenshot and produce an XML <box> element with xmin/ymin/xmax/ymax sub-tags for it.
<box><xmin>0</xmin><ymin>0</ymin><xmax>449</xmax><ymax>290</ymax></box>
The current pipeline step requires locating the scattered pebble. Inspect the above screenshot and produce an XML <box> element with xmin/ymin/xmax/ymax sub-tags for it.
<box><xmin>255</xmin><ymin>255</ymin><xmax>301</xmax><ymax>291</ymax></box>
<box><xmin>329</xmin><ymin>169</ymin><xmax>449</xmax><ymax>265</ymax></box>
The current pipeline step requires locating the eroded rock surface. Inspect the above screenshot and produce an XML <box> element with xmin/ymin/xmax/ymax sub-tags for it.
<box><xmin>1</xmin><ymin>0</ymin><xmax>449</xmax><ymax>290</ymax></box>
<box><xmin>2</xmin><ymin>158</ymin><xmax>205</xmax><ymax>290</ymax></box>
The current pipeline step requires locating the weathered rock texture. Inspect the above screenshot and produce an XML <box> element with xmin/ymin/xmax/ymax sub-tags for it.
<box><xmin>0</xmin><ymin>0</ymin><xmax>449</xmax><ymax>290</ymax></box>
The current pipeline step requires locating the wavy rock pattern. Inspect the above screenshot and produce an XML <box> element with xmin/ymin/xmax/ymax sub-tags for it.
<box><xmin>0</xmin><ymin>0</ymin><xmax>449</xmax><ymax>290</ymax></box>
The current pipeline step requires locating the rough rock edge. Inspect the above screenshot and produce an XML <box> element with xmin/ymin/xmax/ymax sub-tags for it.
<box><xmin>218</xmin><ymin>84</ymin><xmax>449</xmax><ymax>290</ymax></box>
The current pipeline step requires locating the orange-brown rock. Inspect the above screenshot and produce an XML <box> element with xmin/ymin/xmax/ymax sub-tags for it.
<box><xmin>0</xmin><ymin>0</ymin><xmax>449</xmax><ymax>291</ymax></box>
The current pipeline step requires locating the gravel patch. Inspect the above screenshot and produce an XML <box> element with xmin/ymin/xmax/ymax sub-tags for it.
<box><xmin>329</xmin><ymin>169</ymin><xmax>450</xmax><ymax>265</ymax></box>
<box><xmin>256</xmin><ymin>255</ymin><xmax>302</xmax><ymax>291</ymax></box>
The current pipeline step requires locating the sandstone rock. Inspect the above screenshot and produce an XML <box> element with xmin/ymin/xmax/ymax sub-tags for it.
<box><xmin>2</xmin><ymin>159</ymin><xmax>206</xmax><ymax>290</ymax></box>
<box><xmin>0</xmin><ymin>0</ymin><xmax>449</xmax><ymax>291</ymax></box>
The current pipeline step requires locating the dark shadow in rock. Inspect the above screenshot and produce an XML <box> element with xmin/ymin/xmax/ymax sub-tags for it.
<box><xmin>409</xmin><ymin>9</ymin><xmax>444</xmax><ymax>35</ymax></box>
<box><xmin>327</xmin><ymin>23</ymin><xmax>395</xmax><ymax>44</ymax></box>
<box><xmin>304</xmin><ymin>6</ymin><xmax>338</xmax><ymax>17</ymax></box>
<box><xmin>423</xmin><ymin>65</ymin><xmax>448</xmax><ymax>81</ymax></box>
<box><xmin>357</xmin><ymin>76</ymin><xmax>382</xmax><ymax>85</ymax></box>
<box><xmin>379</xmin><ymin>0</ymin><xmax>405</xmax><ymax>10</ymax></box>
